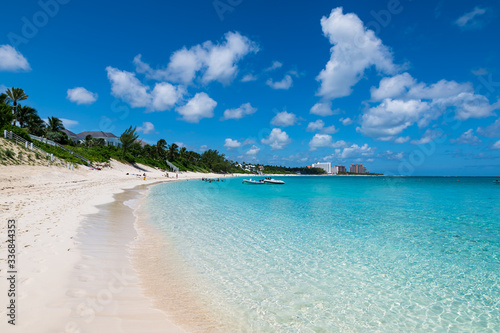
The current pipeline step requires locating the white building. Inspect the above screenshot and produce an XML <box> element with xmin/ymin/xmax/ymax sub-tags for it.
<box><xmin>311</xmin><ymin>162</ymin><xmax>332</xmax><ymax>174</ymax></box>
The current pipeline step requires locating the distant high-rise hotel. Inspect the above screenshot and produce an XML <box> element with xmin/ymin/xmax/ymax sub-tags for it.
<box><xmin>349</xmin><ymin>163</ymin><xmax>367</xmax><ymax>174</ymax></box>
<box><xmin>311</xmin><ymin>162</ymin><xmax>332</xmax><ymax>174</ymax></box>
<box><xmin>333</xmin><ymin>165</ymin><xmax>346</xmax><ymax>174</ymax></box>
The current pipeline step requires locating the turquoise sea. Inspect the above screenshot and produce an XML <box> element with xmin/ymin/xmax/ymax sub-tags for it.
<box><xmin>142</xmin><ymin>176</ymin><xmax>500</xmax><ymax>332</ymax></box>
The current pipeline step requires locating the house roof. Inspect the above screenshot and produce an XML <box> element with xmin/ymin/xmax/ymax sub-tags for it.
<box><xmin>61</xmin><ymin>129</ymin><xmax>78</xmax><ymax>138</ymax></box>
<box><xmin>77</xmin><ymin>131</ymin><xmax>119</xmax><ymax>139</ymax></box>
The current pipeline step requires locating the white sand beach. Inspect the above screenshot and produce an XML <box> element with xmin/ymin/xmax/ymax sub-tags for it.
<box><xmin>0</xmin><ymin>160</ymin><xmax>235</xmax><ymax>332</ymax></box>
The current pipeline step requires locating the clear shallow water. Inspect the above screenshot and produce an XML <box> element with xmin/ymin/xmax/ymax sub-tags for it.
<box><xmin>143</xmin><ymin>176</ymin><xmax>500</xmax><ymax>332</ymax></box>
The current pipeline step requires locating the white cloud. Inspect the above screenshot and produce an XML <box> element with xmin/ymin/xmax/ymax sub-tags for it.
<box><xmin>477</xmin><ymin>117</ymin><xmax>500</xmax><ymax>137</ymax></box>
<box><xmin>340</xmin><ymin>143</ymin><xmax>375</xmax><ymax>159</ymax></box>
<box><xmin>224</xmin><ymin>138</ymin><xmax>242</xmax><ymax>149</ymax></box>
<box><xmin>310</xmin><ymin>101</ymin><xmax>339</xmax><ymax>116</ymax></box>
<box><xmin>370</xmin><ymin>73</ymin><xmax>472</xmax><ymax>101</ymax></box>
<box><xmin>266</xmin><ymin>75</ymin><xmax>293</xmax><ymax>90</ymax></box>
<box><xmin>394</xmin><ymin>136</ymin><xmax>410</xmax><ymax>144</ymax></box>
<box><xmin>433</xmin><ymin>92</ymin><xmax>499</xmax><ymax>120</ymax></box>
<box><xmin>309</xmin><ymin>134</ymin><xmax>347</xmax><ymax>151</ymax></box>
<box><xmin>358</xmin><ymin>99</ymin><xmax>431</xmax><ymax>139</ymax></box>
<box><xmin>307</xmin><ymin>120</ymin><xmax>325</xmax><ymax>132</ymax></box>
<box><xmin>135</xmin><ymin>32</ymin><xmax>258</xmax><ymax>85</ymax></box>
<box><xmin>106</xmin><ymin>66</ymin><xmax>185</xmax><ymax>111</ymax></box>
<box><xmin>364</xmin><ymin>73</ymin><xmax>499</xmax><ymax>140</ymax></box>
<box><xmin>246</xmin><ymin>145</ymin><xmax>260</xmax><ymax>155</ymax></box>
<box><xmin>379</xmin><ymin>151</ymin><xmax>404</xmax><ymax>160</ymax></box>
<box><xmin>340</xmin><ymin>117</ymin><xmax>353</xmax><ymax>125</ymax></box>
<box><xmin>60</xmin><ymin>118</ymin><xmax>79</xmax><ymax>129</ymax></box>
<box><xmin>66</xmin><ymin>87</ymin><xmax>98</xmax><ymax>105</ymax></box>
<box><xmin>176</xmin><ymin>92</ymin><xmax>217</xmax><ymax>123</ymax></box>
<box><xmin>306</xmin><ymin>120</ymin><xmax>338</xmax><ymax>134</ymax></box>
<box><xmin>410</xmin><ymin>129</ymin><xmax>443</xmax><ymax>145</ymax></box>
<box><xmin>106</xmin><ymin>66</ymin><xmax>151</xmax><ymax>108</ymax></box>
<box><xmin>455</xmin><ymin>7</ymin><xmax>488</xmax><ymax>30</ymax></box>
<box><xmin>271</xmin><ymin>111</ymin><xmax>298</xmax><ymax>127</ymax></box>
<box><xmin>151</xmin><ymin>82</ymin><xmax>184</xmax><ymax>111</ymax></box>
<box><xmin>451</xmin><ymin>129</ymin><xmax>481</xmax><ymax>145</ymax></box>
<box><xmin>241</xmin><ymin>74</ymin><xmax>257</xmax><ymax>82</ymax></box>
<box><xmin>316</xmin><ymin>7</ymin><xmax>397</xmax><ymax>99</ymax></box>
<box><xmin>200</xmin><ymin>145</ymin><xmax>208</xmax><ymax>152</ymax></box>
<box><xmin>370</xmin><ymin>73</ymin><xmax>416</xmax><ymax>101</ymax></box>
<box><xmin>221</xmin><ymin>103</ymin><xmax>256</xmax><ymax>120</ymax></box>
<box><xmin>0</xmin><ymin>45</ymin><xmax>30</xmax><ymax>72</ymax></box>
<box><xmin>472</xmin><ymin>68</ymin><xmax>488</xmax><ymax>76</ymax></box>
<box><xmin>0</xmin><ymin>85</ymin><xmax>7</xmax><ymax>94</ymax></box>
<box><xmin>492</xmin><ymin>140</ymin><xmax>500</xmax><ymax>150</ymax></box>
<box><xmin>261</xmin><ymin>128</ymin><xmax>291</xmax><ymax>150</ymax></box>
<box><xmin>243</xmin><ymin>138</ymin><xmax>255</xmax><ymax>145</ymax></box>
<box><xmin>137</xmin><ymin>121</ymin><xmax>156</xmax><ymax>134</ymax></box>
<box><xmin>265</xmin><ymin>61</ymin><xmax>283</xmax><ymax>71</ymax></box>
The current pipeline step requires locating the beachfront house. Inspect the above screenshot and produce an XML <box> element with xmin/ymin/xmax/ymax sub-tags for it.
<box><xmin>76</xmin><ymin>131</ymin><xmax>121</xmax><ymax>147</ymax></box>
<box><xmin>61</xmin><ymin>129</ymin><xmax>79</xmax><ymax>143</ymax></box>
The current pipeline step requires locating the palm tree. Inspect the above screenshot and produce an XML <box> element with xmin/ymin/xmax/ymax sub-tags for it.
<box><xmin>5</xmin><ymin>87</ymin><xmax>28</xmax><ymax>122</ymax></box>
<box><xmin>0</xmin><ymin>102</ymin><xmax>14</xmax><ymax>127</ymax></box>
<box><xmin>156</xmin><ymin>139</ymin><xmax>167</xmax><ymax>159</ymax></box>
<box><xmin>15</xmin><ymin>105</ymin><xmax>37</xmax><ymax>128</ymax></box>
<box><xmin>167</xmin><ymin>143</ymin><xmax>179</xmax><ymax>161</ymax></box>
<box><xmin>0</xmin><ymin>93</ymin><xmax>7</xmax><ymax>104</ymax></box>
<box><xmin>179</xmin><ymin>147</ymin><xmax>187</xmax><ymax>159</ymax></box>
<box><xmin>120</xmin><ymin>126</ymin><xmax>139</xmax><ymax>159</ymax></box>
<box><xmin>46</xmin><ymin>116</ymin><xmax>65</xmax><ymax>133</ymax></box>
<box><xmin>26</xmin><ymin>114</ymin><xmax>46</xmax><ymax>136</ymax></box>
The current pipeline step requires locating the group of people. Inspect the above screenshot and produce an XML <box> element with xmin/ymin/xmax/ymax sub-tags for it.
<box><xmin>202</xmin><ymin>178</ymin><xmax>223</xmax><ymax>183</ymax></box>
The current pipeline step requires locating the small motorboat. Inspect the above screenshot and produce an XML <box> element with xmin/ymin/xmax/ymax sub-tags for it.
<box><xmin>242</xmin><ymin>179</ymin><xmax>265</xmax><ymax>185</ymax></box>
<box><xmin>263</xmin><ymin>178</ymin><xmax>285</xmax><ymax>185</ymax></box>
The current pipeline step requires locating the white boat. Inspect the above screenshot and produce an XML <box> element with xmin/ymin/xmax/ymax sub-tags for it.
<box><xmin>263</xmin><ymin>178</ymin><xmax>285</xmax><ymax>185</ymax></box>
<box><xmin>242</xmin><ymin>179</ymin><xmax>265</xmax><ymax>185</ymax></box>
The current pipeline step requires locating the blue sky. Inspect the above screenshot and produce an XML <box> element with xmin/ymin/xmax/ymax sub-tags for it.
<box><xmin>1</xmin><ymin>0</ymin><xmax>500</xmax><ymax>175</ymax></box>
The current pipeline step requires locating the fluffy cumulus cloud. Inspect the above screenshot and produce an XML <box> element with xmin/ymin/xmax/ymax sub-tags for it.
<box><xmin>339</xmin><ymin>143</ymin><xmax>375</xmax><ymax>159</ymax></box>
<box><xmin>261</xmin><ymin>128</ymin><xmax>291</xmax><ymax>150</ymax></box>
<box><xmin>106</xmin><ymin>66</ymin><xmax>152</xmax><ymax>108</ymax></box>
<box><xmin>66</xmin><ymin>87</ymin><xmax>98</xmax><ymax>105</ymax></box>
<box><xmin>451</xmin><ymin>129</ymin><xmax>481</xmax><ymax>145</ymax></box>
<box><xmin>246</xmin><ymin>145</ymin><xmax>260</xmax><ymax>155</ymax></box>
<box><xmin>224</xmin><ymin>138</ymin><xmax>242</xmax><ymax>149</ymax></box>
<box><xmin>0</xmin><ymin>45</ymin><xmax>31</xmax><ymax>72</ymax></box>
<box><xmin>266</xmin><ymin>75</ymin><xmax>293</xmax><ymax>90</ymax></box>
<box><xmin>316</xmin><ymin>7</ymin><xmax>397</xmax><ymax>99</ymax></box>
<box><xmin>221</xmin><ymin>103</ymin><xmax>256</xmax><ymax>120</ymax></box>
<box><xmin>271</xmin><ymin>111</ymin><xmax>298</xmax><ymax>127</ymax></box>
<box><xmin>361</xmin><ymin>73</ymin><xmax>500</xmax><ymax>140</ymax></box>
<box><xmin>106</xmin><ymin>66</ymin><xmax>184</xmax><ymax>111</ymax></box>
<box><xmin>358</xmin><ymin>99</ymin><xmax>431</xmax><ymax>139</ymax></box>
<box><xmin>151</xmin><ymin>82</ymin><xmax>184</xmax><ymax>111</ymax></box>
<box><xmin>309</xmin><ymin>134</ymin><xmax>347</xmax><ymax>151</ymax></box>
<box><xmin>306</xmin><ymin>120</ymin><xmax>338</xmax><ymax>134</ymax></box>
<box><xmin>310</xmin><ymin>101</ymin><xmax>339</xmax><ymax>116</ymax></box>
<box><xmin>176</xmin><ymin>92</ymin><xmax>217</xmax><ymax>123</ymax></box>
<box><xmin>340</xmin><ymin>117</ymin><xmax>353</xmax><ymax>126</ymax></box>
<box><xmin>134</xmin><ymin>31</ymin><xmax>258</xmax><ymax>85</ymax></box>
<box><xmin>137</xmin><ymin>121</ymin><xmax>156</xmax><ymax>134</ymax></box>
<box><xmin>307</xmin><ymin>120</ymin><xmax>325</xmax><ymax>132</ymax></box>
<box><xmin>455</xmin><ymin>7</ymin><xmax>490</xmax><ymax>30</ymax></box>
